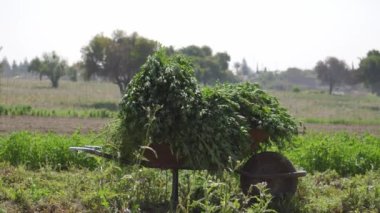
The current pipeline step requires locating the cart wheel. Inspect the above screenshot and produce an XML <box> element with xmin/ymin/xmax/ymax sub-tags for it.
<box><xmin>240</xmin><ymin>152</ymin><xmax>297</xmax><ymax>197</ymax></box>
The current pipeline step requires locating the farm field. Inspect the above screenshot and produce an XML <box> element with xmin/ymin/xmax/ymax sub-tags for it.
<box><xmin>1</xmin><ymin>78</ymin><xmax>380</xmax><ymax>135</ymax></box>
<box><xmin>0</xmin><ymin>132</ymin><xmax>379</xmax><ymax>212</ymax></box>
<box><xmin>1</xmin><ymin>78</ymin><xmax>380</xmax><ymax>212</ymax></box>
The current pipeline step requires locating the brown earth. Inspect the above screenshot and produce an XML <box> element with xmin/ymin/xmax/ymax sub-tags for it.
<box><xmin>0</xmin><ymin>116</ymin><xmax>110</xmax><ymax>134</ymax></box>
<box><xmin>1</xmin><ymin>116</ymin><xmax>380</xmax><ymax>136</ymax></box>
<box><xmin>304</xmin><ymin>123</ymin><xmax>380</xmax><ymax>136</ymax></box>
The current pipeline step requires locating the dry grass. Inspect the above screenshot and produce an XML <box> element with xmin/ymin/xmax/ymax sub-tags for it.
<box><xmin>271</xmin><ymin>90</ymin><xmax>380</xmax><ymax>124</ymax></box>
<box><xmin>0</xmin><ymin>78</ymin><xmax>120</xmax><ymax>109</ymax></box>
<box><xmin>1</xmin><ymin>78</ymin><xmax>380</xmax><ymax>124</ymax></box>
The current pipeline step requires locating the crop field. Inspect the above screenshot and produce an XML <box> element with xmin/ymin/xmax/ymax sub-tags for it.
<box><xmin>1</xmin><ymin>78</ymin><xmax>380</xmax><ymax>212</ymax></box>
<box><xmin>0</xmin><ymin>132</ymin><xmax>379</xmax><ymax>212</ymax></box>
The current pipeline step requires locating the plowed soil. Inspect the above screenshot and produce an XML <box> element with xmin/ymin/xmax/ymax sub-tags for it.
<box><xmin>0</xmin><ymin>116</ymin><xmax>110</xmax><ymax>134</ymax></box>
<box><xmin>1</xmin><ymin>116</ymin><xmax>379</xmax><ymax>136</ymax></box>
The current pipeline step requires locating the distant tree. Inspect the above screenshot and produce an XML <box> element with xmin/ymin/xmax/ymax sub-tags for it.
<box><xmin>66</xmin><ymin>62</ymin><xmax>84</xmax><ymax>82</ymax></box>
<box><xmin>178</xmin><ymin>45</ymin><xmax>237</xmax><ymax>84</ymax></box>
<box><xmin>240</xmin><ymin>58</ymin><xmax>252</xmax><ymax>76</ymax></box>
<box><xmin>358</xmin><ymin>50</ymin><xmax>380</xmax><ymax>95</ymax></box>
<box><xmin>1</xmin><ymin>58</ymin><xmax>11</xmax><ymax>75</ymax></box>
<box><xmin>314</xmin><ymin>57</ymin><xmax>349</xmax><ymax>94</ymax></box>
<box><xmin>29</xmin><ymin>52</ymin><xmax>67</xmax><ymax>88</ymax></box>
<box><xmin>82</xmin><ymin>30</ymin><xmax>158</xmax><ymax>94</ymax></box>
<box><xmin>233</xmin><ymin>62</ymin><xmax>240</xmax><ymax>73</ymax></box>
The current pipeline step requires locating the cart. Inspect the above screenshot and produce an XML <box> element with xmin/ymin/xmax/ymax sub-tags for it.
<box><xmin>70</xmin><ymin>128</ymin><xmax>306</xmax><ymax>209</ymax></box>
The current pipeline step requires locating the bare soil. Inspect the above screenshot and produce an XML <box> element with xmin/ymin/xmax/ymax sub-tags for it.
<box><xmin>0</xmin><ymin>116</ymin><xmax>110</xmax><ymax>134</ymax></box>
<box><xmin>1</xmin><ymin>116</ymin><xmax>379</xmax><ymax>136</ymax></box>
<box><xmin>305</xmin><ymin>123</ymin><xmax>380</xmax><ymax>136</ymax></box>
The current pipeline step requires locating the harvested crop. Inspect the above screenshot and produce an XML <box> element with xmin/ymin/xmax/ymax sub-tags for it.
<box><xmin>109</xmin><ymin>50</ymin><xmax>297</xmax><ymax>169</ymax></box>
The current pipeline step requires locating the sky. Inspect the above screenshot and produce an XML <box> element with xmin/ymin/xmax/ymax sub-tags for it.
<box><xmin>1</xmin><ymin>0</ymin><xmax>379</xmax><ymax>71</ymax></box>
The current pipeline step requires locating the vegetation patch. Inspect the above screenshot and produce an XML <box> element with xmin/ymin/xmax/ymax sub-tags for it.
<box><xmin>283</xmin><ymin>133</ymin><xmax>380</xmax><ymax>176</ymax></box>
<box><xmin>0</xmin><ymin>104</ymin><xmax>115</xmax><ymax>118</ymax></box>
<box><xmin>0</xmin><ymin>132</ymin><xmax>102</xmax><ymax>170</ymax></box>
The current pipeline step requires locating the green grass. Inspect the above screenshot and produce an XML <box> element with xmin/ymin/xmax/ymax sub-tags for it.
<box><xmin>0</xmin><ymin>104</ymin><xmax>116</xmax><ymax>118</ymax></box>
<box><xmin>0</xmin><ymin>162</ymin><xmax>379</xmax><ymax>212</ymax></box>
<box><xmin>0</xmin><ymin>132</ymin><xmax>379</xmax><ymax>212</ymax></box>
<box><xmin>0</xmin><ymin>131</ymin><xmax>103</xmax><ymax>170</ymax></box>
<box><xmin>282</xmin><ymin>133</ymin><xmax>380</xmax><ymax>176</ymax></box>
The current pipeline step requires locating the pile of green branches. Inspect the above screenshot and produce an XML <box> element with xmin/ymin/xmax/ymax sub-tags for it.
<box><xmin>109</xmin><ymin>50</ymin><xmax>297</xmax><ymax>169</ymax></box>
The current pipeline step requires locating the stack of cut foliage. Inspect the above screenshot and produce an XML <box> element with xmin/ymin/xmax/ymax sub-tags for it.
<box><xmin>109</xmin><ymin>50</ymin><xmax>297</xmax><ymax>169</ymax></box>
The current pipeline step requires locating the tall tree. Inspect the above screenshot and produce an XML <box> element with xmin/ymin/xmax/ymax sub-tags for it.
<box><xmin>314</xmin><ymin>57</ymin><xmax>349</xmax><ymax>94</ymax></box>
<box><xmin>81</xmin><ymin>31</ymin><xmax>158</xmax><ymax>94</ymax></box>
<box><xmin>359</xmin><ymin>50</ymin><xmax>380</xmax><ymax>95</ymax></box>
<box><xmin>29</xmin><ymin>52</ymin><xmax>67</xmax><ymax>88</ymax></box>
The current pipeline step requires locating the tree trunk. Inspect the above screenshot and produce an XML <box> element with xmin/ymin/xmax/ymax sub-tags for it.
<box><xmin>329</xmin><ymin>82</ymin><xmax>334</xmax><ymax>95</ymax></box>
<box><xmin>50</xmin><ymin>77</ymin><xmax>59</xmax><ymax>88</ymax></box>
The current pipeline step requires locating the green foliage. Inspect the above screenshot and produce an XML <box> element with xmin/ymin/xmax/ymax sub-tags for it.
<box><xmin>359</xmin><ymin>49</ymin><xmax>380</xmax><ymax>96</ymax></box>
<box><xmin>1</xmin><ymin>132</ymin><xmax>380</xmax><ymax>212</ymax></box>
<box><xmin>114</xmin><ymin>50</ymin><xmax>205</xmax><ymax>164</ymax></box>
<box><xmin>0</xmin><ymin>132</ymin><xmax>102</xmax><ymax>170</ymax></box>
<box><xmin>283</xmin><ymin>133</ymin><xmax>380</xmax><ymax>176</ymax></box>
<box><xmin>292</xmin><ymin>170</ymin><xmax>380</xmax><ymax>213</ymax></box>
<box><xmin>204</xmin><ymin>83</ymin><xmax>298</xmax><ymax>148</ymax></box>
<box><xmin>178</xmin><ymin>45</ymin><xmax>238</xmax><ymax>84</ymax></box>
<box><xmin>113</xmin><ymin>50</ymin><xmax>297</xmax><ymax>169</ymax></box>
<box><xmin>82</xmin><ymin>30</ymin><xmax>158</xmax><ymax>94</ymax></box>
<box><xmin>292</xmin><ymin>87</ymin><xmax>301</xmax><ymax>93</ymax></box>
<box><xmin>0</xmin><ymin>104</ymin><xmax>115</xmax><ymax>118</ymax></box>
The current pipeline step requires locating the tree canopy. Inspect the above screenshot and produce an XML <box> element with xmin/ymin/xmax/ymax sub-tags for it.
<box><xmin>81</xmin><ymin>30</ymin><xmax>158</xmax><ymax>94</ymax></box>
<box><xmin>178</xmin><ymin>45</ymin><xmax>238</xmax><ymax>84</ymax></box>
<box><xmin>28</xmin><ymin>52</ymin><xmax>67</xmax><ymax>88</ymax></box>
<box><xmin>359</xmin><ymin>50</ymin><xmax>380</xmax><ymax>95</ymax></box>
<box><xmin>314</xmin><ymin>57</ymin><xmax>349</xmax><ymax>94</ymax></box>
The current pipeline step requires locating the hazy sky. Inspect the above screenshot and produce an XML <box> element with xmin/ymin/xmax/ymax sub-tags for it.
<box><xmin>1</xmin><ymin>0</ymin><xmax>379</xmax><ymax>70</ymax></box>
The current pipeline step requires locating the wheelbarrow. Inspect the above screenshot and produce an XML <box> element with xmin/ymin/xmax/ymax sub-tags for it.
<box><xmin>70</xmin><ymin>129</ymin><xmax>306</xmax><ymax>209</ymax></box>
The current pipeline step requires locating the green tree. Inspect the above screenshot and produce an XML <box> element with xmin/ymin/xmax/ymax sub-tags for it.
<box><xmin>81</xmin><ymin>30</ymin><xmax>158</xmax><ymax>94</ymax></box>
<box><xmin>359</xmin><ymin>50</ymin><xmax>380</xmax><ymax>95</ymax></box>
<box><xmin>314</xmin><ymin>57</ymin><xmax>349</xmax><ymax>94</ymax></box>
<box><xmin>66</xmin><ymin>61</ymin><xmax>84</xmax><ymax>82</ymax></box>
<box><xmin>178</xmin><ymin>45</ymin><xmax>237</xmax><ymax>84</ymax></box>
<box><xmin>28</xmin><ymin>52</ymin><xmax>67</xmax><ymax>88</ymax></box>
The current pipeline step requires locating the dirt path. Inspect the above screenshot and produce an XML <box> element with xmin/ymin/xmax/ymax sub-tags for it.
<box><xmin>1</xmin><ymin>116</ymin><xmax>380</xmax><ymax>136</ymax></box>
<box><xmin>0</xmin><ymin>116</ymin><xmax>110</xmax><ymax>134</ymax></box>
<box><xmin>304</xmin><ymin>123</ymin><xmax>380</xmax><ymax>136</ymax></box>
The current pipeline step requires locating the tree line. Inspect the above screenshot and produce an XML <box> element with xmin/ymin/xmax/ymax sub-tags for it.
<box><xmin>314</xmin><ymin>51</ymin><xmax>380</xmax><ymax>95</ymax></box>
<box><xmin>1</xmin><ymin>31</ymin><xmax>380</xmax><ymax>96</ymax></box>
